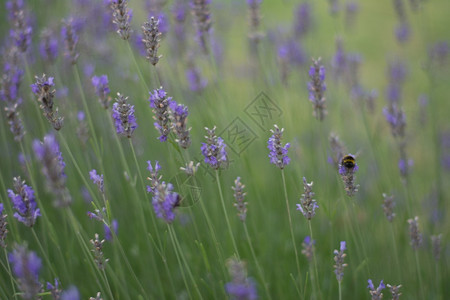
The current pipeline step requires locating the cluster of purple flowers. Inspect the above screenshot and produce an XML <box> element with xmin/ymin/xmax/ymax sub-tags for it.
<box><xmin>112</xmin><ymin>93</ymin><xmax>137</xmax><ymax>138</ymax></box>
<box><xmin>7</xmin><ymin>0</ymin><xmax>32</xmax><ymax>53</ymax></box>
<box><xmin>141</xmin><ymin>17</ymin><xmax>162</xmax><ymax>66</ymax></box>
<box><xmin>33</xmin><ymin>134</ymin><xmax>72</xmax><ymax>207</ymax></box>
<box><xmin>149</xmin><ymin>88</ymin><xmax>172</xmax><ymax>142</ymax></box>
<box><xmin>367</xmin><ymin>279</ymin><xmax>385</xmax><ymax>300</ymax></box>
<box><xmin>201</xmin><ymin>126</ymin><xmax>228</xmax><ymax>170</ymax></box>
<box><xmin>169</xmin><ymin>101</ymin><xmax>191</xmax><ymax>149</ymax></box>
<box><xmin>91</xmin><ymin>75</ymin><xmax>111</xmax><ymax>109</ymax></box>
<box><xmin>146</xmin><ymin>161</ymin><xmax>180</xmax><ymax>223</ymax></box>
<box><xmin>7</xmin><ymin>177</ymin><xmax>40</xmax><ymax>227</ymax></box>
<box><xmin>267</xmin><ymin>124</ymin><xmax>290</xmax><ymax>169</ymax></box>
<box><xmin>39</xmin><ymin>29</ymin><xmax>59</xmax><ymax>64</ymax></box>
<box><xmin>111</xmin><ymin>0</ymin><xmax>132</xmax><ymax>40</ymax></box>
<box><xmin>89</xmin><ymin>169</ymin><xmax>104</xmax><ymax>194</ymax></box>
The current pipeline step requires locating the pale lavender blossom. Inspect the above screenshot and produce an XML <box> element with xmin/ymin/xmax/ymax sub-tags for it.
<box><xmin>0</xmin><ymin>203</ymin><xmax>8</xmax><ymax>248</ymax></box>
<box><xmin>31</xmin><ymin>74</ymin><xmax>64</xmax><ymax>130</ymax></box>
<box><xmin>141</xmin><ymin>17</ymin><xmax>162</xmax><ymax>66</ymax></box>
<box><xmin>61</xmin><ymin>18</ymin><xmax>79</xmax><ymax>65</ymax></box>
<box><xmin>61</xmin><ymin>286</ymin><xmax>80</xmax><ymax>300</ymax></box>
<box><xmin>201</xmin><ymin>126</ymin><xmax>228</xmax><ymax>170</ymax></box>
<box><xmin>146</xmin><ymin>160</ymin><xmax>162</xmax><ymax>195</ymax></box>
<box><xmin>89</xmin><ymin>169</ymin><xmax>104</xmax><ymax>194</ymax></box>
<box><xmin>152</xmin><ymin>181</ymin><xmax>180</xmax><ymax>223</ymax></box>
<box><xmin>47</xmin><ymin>278</ymin><xmax>62</xmax><ymax>299</ymax></box>
<box><xmin>301</xmin><ymin>236</ymin><xmax>314</xmax><ymax>262</ymax></box>
<box><xmin>169</xmin><ymin>101</ymin><xmax>191</xmax><ymax>149</ymax></box>
<box><xmin>149</xmin><ymin>88</ymin><xmax>172</xmax><ymax>142</ymax></box>
<box><xmin>104</xmin><ymin>219</ymin><xmax>118</xmax><ymax>241</ymax></box>
<box><xmin>91</xmin><ymin>75</ymin><xmax>111</xmax><ymax>109</ymax></box>
<box><xmin>296</xmin><ymin>177</ymin><xmax>318</xmax><ymax>220</ymax></box>
<box><xmin>112</xmin><ymin>93</ymin><xmax>137</xmax><ymax>138</ymax></box>
<box><xmin>39</xmin><ymin>29</ymin><xmax>59</xmax><ymax>63</ymax></box>
<box><xmin>307</xmin><ymin>58</ymin><xmax>327</xmax><ymax>120</ymax></box>
<box><xmin>333</xmin><ymin>241</ymin><xmax>348</xmax><ymax>282</ymax></box>
<box><xmin>232</xmin><ymin>177</ymin><xmax>248</xmax><ymax>222</ymax></box>
<box><xmin>407</xmin><ymin>216</ymin><xmax>422</xmax><ymax>250</ymax></box>
<box><xmin>111</xmin><ymin>0</ymin><xmax>132</xmax><ymax>40</ymax></box>
<box><xmin>367</xmin><ymin>279</ymin><xmax>385</xmax><ymax>300</ymax></box>
<box><xmin>191</xmin><ymin>0</ymin><xmax>212</xmax><ymax>54</ymax></box>
<box><xmin>267</xmin><ymin>124</ymin><xmax>290</xmax><ymax>169</ymax></box>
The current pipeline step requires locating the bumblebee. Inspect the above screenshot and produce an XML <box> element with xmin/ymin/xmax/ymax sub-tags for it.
<box><xmin>341</xmin><ymin>154</ymin><xmax>356</xmax><ymax>169</ymax></box>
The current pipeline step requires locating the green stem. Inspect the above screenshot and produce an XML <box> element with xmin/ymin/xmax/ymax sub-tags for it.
<box><xmin>215</xmin><ymin>170</ymin><xmax>239</xmax><ymax>258</ymax></box>
<box><xmin>31</xmin><ymin>228</ymin><xmax>57</xmax><ymax>278</ymax></box>
<box><xmin>281</xmin><ymin>169</ymin><xmax>303</xmax><ymax>296</ymax></box>
<box><xmin>415</xmin><ymin>251</ymin><xmax>425</xmax><ymax>299</ymax></box>
<box><xmin>127</xmin><ymin>41</ymin><xmax>150</xmax><ymax>92</ymax></box>
<box><xmin>167</xmin><ymin>225</ymin><xmax>192</xmax><ymax>299</ymax></box>
<box><xmin>4</xmin><ymin>248</ymin><xmax>18</xmax><ymax>300</ymax></box>
<box><xmin>102</xmin><ymin>269</ymin><xmax>114</xmax><ymax>299</ymax></box>
<box><xmin>243</xmin><ymin>223</ymin><xmax>271</xmax><ymax>299</ymax></box>
<box><xmin>338</xmin><ymin>281</ymin><xmax>342</xmax><ymax>300</ymax></box>
<box><xmin>389</xmin><ymin>223</ymin><xmax>401</xmax><ymax>282</ymax></box>
<box><xmin>308</xmin><ymin>221</ymin><xmax>322</xmax><ymax>300</ymax></box>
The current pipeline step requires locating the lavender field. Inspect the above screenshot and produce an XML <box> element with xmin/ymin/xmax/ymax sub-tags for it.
<box><xmin>0</xmin><ymin>0</ymin><xmax>449</xmax><ymax>299</ymax></box>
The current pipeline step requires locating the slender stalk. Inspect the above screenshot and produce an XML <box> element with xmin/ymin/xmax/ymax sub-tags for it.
<box><xmin>102</xmin><ymin>269</ymin><xmax>114</xmax><ymax>300</ymax></box>
<box><xmin>215</xmin><ymin>170</ymin><xmax>239</xmax><ymax>258</ymax></box>
<box><xmin>167</xmin><ymin>225</ymin><xmax>192</xmax><ymax>299</ymax></box>
<box><xmin>243</xmin><ymin>223</ymin><xmax>271</xmax><ymax>299</ymax></box>
<box><xmin>31</xmin><ymin>228</ymin><xmax>57</xmax><ymax>278</ymax></box>
<box><xmin>281</xmin><ymin>169</ymin><xmax>303</xmax><ymax>295</ymax></box>
<box><xmin>389</xmin><ymin>223</ymin><xmax>401</xmax><ymax>281</ymax></box>
<box><xmin>415</xmin><ymin>251</ymin><xmax>425</xmax><ymax>299</ymax></box>
<box><xmin>4</xmin><ymin>248</ymin><xmax>18</xmax><ymax>300</ymax></box>
<box><xmin>308</xmin><ymin>221</ymin><xmax>322</xmax><ymax>300</ymax></box>
<box><xmin>126</xmin><ymin>41</ymin><xmax>150</xmax><ymax>92</ymax></box>
<box><xmin>338</xmin><ymin>281</ymin><xmax>342</xmax><ymax>300</ymax></box>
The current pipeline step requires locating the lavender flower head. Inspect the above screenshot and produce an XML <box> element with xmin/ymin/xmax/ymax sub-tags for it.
<box><xmin>142</xmin><ymin>17</ymin><xmax>162</xmax><ymax>66</ymax></box>
<box><xmin>61</xmin><ymin>18</ymin><xmax>79</xmax><ymax>65</ymax></box>
<box><xmin>149</xmin><ymin>87</ymin><xmax>172</xmax><ymax>142</ymax></box>
<box><xmin>247</xmin><ymin>0</ymin><xmax>263</xmax><ymax>44</ymax></box>
<box><xmin>387</xmin><ymin>284</ymin><xmax>402</xmax><ymax>300</ymax></box>
<box><xmin>0</xmin><ymin>203</ymin><xmax>8</xmax><ymax>248</ymax></box>
<box><xmin>152</xmin><ymin>181</ymin><xmax>180</xmax><ymax>223</ymax></box>
<box><xmin>225</xmin><ymin>258</ymin><xmax>258</xmax><ymax>300</ymax></box>
<box><xmin>61</xmin><ymin>286</ymin><xmax>80</xmax><ymax>300</ymax></box>
<box><xmin>367</xmin><ymin>279</ymin><xmax>385</xmax><ymax>300</ymax></box>
<box><xmin>308</xmin><ymin>58</ymin><xmax>327</xmax><ymax>121</ymax></box>
<box><xmin>407</xmin><ymin>216</ymin><xmax>422</xmax><ymax>250</ymax></box>
<box><xmin>89</xmin><ymin>169</ymin><xmax>104</xmax><ymax>194</ymax></box>
<box><xmin>90</xmin><ymin>233</ymin><xmax>109</xmax><ymax>270</ymax></box>
<box><xmin>232</xmin><ymin>177</ymin><xmax>248</xmax><ymax>222</ymax></box>
<box><xmin>91</xmin><ymin>75</ymin><xmax>111</xmax><ymax>109</ymax></box>
<box><xmin>112</xmin><ymin>93</ymin><xmax>137</xmax><ymax>138</ymax></box>
<box><xmin>382</xmin><ymin>193</ymin><xmax>396</xmax><ymax>222</ymax></box>
<box><xmin>201</xmin><ymin>126</ymin><xmax>228</xmax><ymax>170</ymax></box>
<box><xmin>39</xmin><ymin>29</ymin><xmax>59</xmax><ymax>64</ymax></box>
<box><xmin>180</xmin><ymin>161</ymin><xmax>200</xmax><ymax>176</ymax></box>
<box><xmin>146</xmin><ymin>160</ymin><xmax>162</xmax><ymax>195</ymax></box>
<box><xmin>31</xmin><ymin>74</ymin><xmax>64</xmax><ymax>130</ymax></box>
<box><xmin>294</xmin><ymin>3</ymin><xmax>311</xmax><ymax>38</ymax></box>
<box><xmin>33</xmin><ymin>134</ymin><xmax>72</xmax><ymax>207</ymax></box>
<box><xmin>296</xmin><ymin>177</ymin><xmax>319</xmax><ymax>220</ymax></box>
<box><xmin>169</xmin><ymin>101</ymin><xmax>191</xmax><ymax>149</ymax></box>
<box><xmin>8</xmin><ymin>0</ymin><xmax>32</xmax><ymax>53</ymax></box>
<box><xmin>301</xmin><ymin>236</ymin><xmax>314</xmax><ymax>262</ymax></box>
<box><xmin>185</xmin><ymin>60</ymin><xmax>208</xmax><ymax>92</ymax></box>
<box><xmin>9</xmin><ymin>245</ymin><xmax>42</xmax><ymax>299</ymax></box>
<box><xmin>7</xmin><ymin>177</ymin><xmax>40</xmax><ymax>227</ymax></box>
<box><xmin>333</xmin><ymin>241</ymin><xmax>348</xmax><ymax>282</ymax></box>
<box><xmin>268</xmin><ymin>124</ymin><xmax>290</xmax><ymax>169</ymax></box>
<box><xmin>338</xmin><ymin>154</ymin><xmax>359</xmax><ymax>197</ymax></box>
<box><xmin>111</xmin><ymin>0</ymin><xmax>132</xmax><ymax>40</ymax></box>
<box><xmin>191</xmin><ymin>0</ymin><xmax>212</xmax><ymax>54</ymax></box>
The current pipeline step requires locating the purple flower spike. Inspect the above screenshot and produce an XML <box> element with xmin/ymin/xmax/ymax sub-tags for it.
<box><xmin>201</xmin><ymin>126</ymin><xmax>228</xmax><ymax>170</ymax></box>
<box><xmin>268</xmin><ymin>124</ymin><xmax>290</xmax><ymax>169</ymax></box>
<box><xmin>89</xmin><ymin>169</ymin><xmax>104</xmax><ymax>194</ymax></box>
<box><xmin>169</xmin><ymin>101</ymin><xmax>191</xmax><ymax>149</ymax></box>
<box><xmin>31</xmin><ymin>74</ymin><xmax>63</xmax><ymax>130</ymax></box>
<box><xmin>152</xmin><ymin>182</ymin><xmax>180</xmax><ymax>223</ymax></box>
<box><xmin>297</xmin><ymin>177</ymin><xmax>319</xmax><ymax>220</ymax></box>
<box><xmin>112</xmin><ymin>93</ymin><xmax>137</xmax><ymax>138</ymax></box>
<box><xmin>149</xmin><ymin>87</ymin><xmax>173</xmax><ymax>142</ymax></box>
<box><xmin>0</xmin><ymin>203</ymin><xmax>8</xmax><ymax>248</ymax></box>
<box><xmin>91</xmin><ymin>75</ymin><xmax>111</xmax><ymax>109</ymax></box>
<box><xmin>104</xmin><ymin>219</ymin><xmax>118</xmax><ymax>241</ymax></box>
<box><xmin>146</xmin><ymin>160</ymin><xmax>162</xmax><ymax>195</ymax></box>
<box><xmin>33</xmin><ymin>134</ymin><xmax>72</xmax><ymax>207</ymax></box>
<box><xmin>8</xmin><ymin>177</ymin><xmax>40</xmax><ymax>227</ymax></box>
<box><xmin>141</xmin><ymin>17</ymin><xmax>162</xmax><ymax>66</ymax></box>
<box><xmin>39</xmin><ymin>29</ymin><xmax>59</xmax><ymax>64</ymax></box>
<box><xmin>111</xmin><ymin>0</ymin><xmax>132</xmax><ymax>40</ymax></box>
<box><xmin>191</xmin><ymin>0</ymin><xmax>212</xmax><ymax>54</ymax></box>
<box><xmin>333</xmin><ymin>241</ymin><xmax>348</xmax><ymax>282</ymax></box>
<box><xmin>338</xmin><ymin>154</ymin><xmax>359</xmax><ymax>197</ymax></box>
<box><xmin>307</xmin><ymin>58</ymin><xmax>327</xmax><ymax>121</ymax></box>
<box><xmin>9</xmin><ymin>245</ymin><xmax>42</xmax><ymax>299</ymax></box>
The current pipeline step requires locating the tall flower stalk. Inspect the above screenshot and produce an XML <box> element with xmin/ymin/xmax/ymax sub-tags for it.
<box><xmin>31</xmin><ymin>74</ymin><xmax>64</xmax><ymax>130</ymax></box>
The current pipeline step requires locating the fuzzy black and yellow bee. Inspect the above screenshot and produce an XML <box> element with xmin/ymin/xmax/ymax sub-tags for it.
<box><xmin>341</xmin><ymin>154</ymin><xmax>356</xmax><ymax>169</ymax></box>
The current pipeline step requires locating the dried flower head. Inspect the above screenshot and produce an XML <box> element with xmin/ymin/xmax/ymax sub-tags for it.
<box><xmin>142</xmin><ymin>17</ymin><xmax>162</xmax><ymax>66</ymax></box>
<box><xmin>111</xmin><ymin>0</ymin><xmax>132</xmax><ymax>40</ymax></box>
<box><xmin>382</xmin><ymin>193</ymin><xmax>396</xmax><ymax>222</ymax></box>
<box><xmin>232</xmin><ymin>177</ymin><xmax>248</xmax><ymax>222</ymax></box>
<box><xmin>308</xmin><ymin>58</ymin><xmax>327</xmax><ymax>121</ymax></box>
<box><xmin>31</xmin><ymin>74</ymin><xmax>64</xmax><ymax>130</ymax></box>
<box><xmin>333</xmin><ymin>241</ymin><xmax>348</xmax><ymax>282</ymax></box>
<box><xmin>169</xmin><ymin>101</ymin><xmax>191</xmax><ymax>149</ymax></box>
<box><xmin>180</xmin><ymin>161</ymin><xmax>200</xmax><ymax>176</ymax></box>
<box><xmin>296</xmin><ymin>177</ymin><xmax>319</xmax><ymax>220</ymax></box>
<box><xmin>387</xmin><ymin>284</ymin><xmax>402</xmax><ymax>300</ymax></box>
<box><xmin>112</xmin><ymin>93</ymin><xmax>137</xmax><ymax>138</ymax></box>
<box><xmin>407</xmin><ymin>216</ymin><xmax>422</xmax><ymax>250</ymax></box>
<box><xmin>90</xmin><ymin>233</ymin><xmax>109</xmax><ymax>270</ymax></box>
